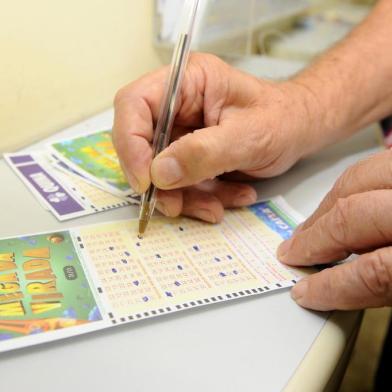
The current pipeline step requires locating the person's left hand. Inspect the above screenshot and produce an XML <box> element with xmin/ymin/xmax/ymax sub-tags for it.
<box><xmin>278</xmin><ymin>149</ymin><xmax>392</xmax><ymax>311</ymax></box>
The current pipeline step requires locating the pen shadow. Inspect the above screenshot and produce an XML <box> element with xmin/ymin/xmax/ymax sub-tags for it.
<box><xmin>0</xmin><ymin>288</ymin><xmax>327</xmax><ymax>360</ymax></box>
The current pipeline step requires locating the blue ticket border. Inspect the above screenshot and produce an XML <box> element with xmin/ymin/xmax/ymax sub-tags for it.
<box><xmin>249</xmin><ymin>201</ymin><xmax>296</xmax><ymax>240</ymax></box>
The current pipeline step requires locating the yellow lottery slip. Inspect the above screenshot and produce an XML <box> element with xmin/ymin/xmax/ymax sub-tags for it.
<box><xmin>0</xmin><ymin>197</ymin><xmax>305</xmax><ymax>353</ymax></box>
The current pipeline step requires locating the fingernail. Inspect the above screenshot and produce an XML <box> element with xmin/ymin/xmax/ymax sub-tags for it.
<box><xmin>233</xmin><ymin>193</ymin><xmax>257</xmax><ymax>207</ymax></box>
<box><xmin>126</xmin><ymin>171</ymin><xmax>140</xmax><ymax>194</ymax></box>
<box><xmin>192</xmin><ymin>209</ymin><xmax>217</xmax><ymax>223</ymax></box>
<box><xmin>277</xmin><ymin>238</ymin><xmax>293</xmax><ymax>261</ymax></box>
<box><xmin>291</xmin><ymin>279</ymin><xmax>309</xmax><ymax>302</ymax></box>
<box><xmin>152</xmin><ymin>157</ymin><xmax>183</xmax><ymax>187</ymax></box>
<box><xmin>155</xmin><ymin>201</ymin><xmax>169</xmax><ymax>216</ymax></box>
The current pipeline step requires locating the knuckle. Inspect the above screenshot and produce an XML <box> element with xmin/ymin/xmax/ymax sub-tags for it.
<box><xmin>113</xmin><ymin>86</ymin><xmax>128</xmax><ymax>106</ymax></box>
<box><xmin>358</xmin><ymin>249</ymin><xmax>392</xmax><ymax>301</ymax></box>
<box><xmin>330</xmin><ymin>197</ymin><xmax>351</xmax><ymax>245</ymax></box>
<box><xmin>334</xmin><ymin>152</ymin><xmax>375</xmax><ymax>194</ymax></box>
<box><xmin>194</xmin><ymin>52</ymin><xmax>224</xmax><ymax>67</ymax></box>
<box><xmin>330</xmin><ymin>176</ymin><xmax>346</xmax><ymax>200</ymax></box>
<box><xmin>333</xmin><ymin>164</ymin><xmax>359</xmax><ymax>196</ymax></box>
<box><xmin>180</xmin><ymin>133</ymin><xmax>211</xmax><ymax>163</ymax></box>
<box><xmin>320</xmin><ymin>188</ymin><xmax>339</xmax><ymax>213</ymax></box>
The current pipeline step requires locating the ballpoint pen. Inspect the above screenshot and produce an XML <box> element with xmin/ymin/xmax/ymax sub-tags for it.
<box><xmin>138</xmin><ymin>0</ymin><xmax>200</xmax><ymax>236</ymax></box>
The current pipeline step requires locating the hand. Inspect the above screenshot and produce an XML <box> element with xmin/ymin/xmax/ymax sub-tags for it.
<box><xmin>113</xmin><ymin>53</ymin><xmax>317</xmax><ymax>222</ymax></box>
<box><xmin>278</xmin><ymin>150</ymin><xmax>392</xmax><ymax>311</ymax></box>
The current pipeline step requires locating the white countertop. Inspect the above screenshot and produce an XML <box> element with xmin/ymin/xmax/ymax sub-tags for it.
<box><xmin>0</xmin><ymin>109</ymin><xmax>381</xmax><ymax>391</ymax></box>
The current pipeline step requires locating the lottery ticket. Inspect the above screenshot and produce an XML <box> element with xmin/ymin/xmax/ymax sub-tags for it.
<box><xmin>45</xmin><ymin>154</ymin><xmax>140</xmax><ymax>206</ymax></box>
<box><xmin>48</xmin><ymin>130</ymin><xmax>134</xmax><ymax>197</ymax></box>
<box><xmin>48</xmin><ymin>153</ymin><xmax>111</xmax><ymax>192</ymax></box>
<box><xmin>0</xmin><ymin>197</ymin><xmax>305</xmax><ymax>353</ymax></box>
<box><xmin>5</xmin><ymin>153</ymin><xmax>136</xmax><ymax>221</ymax></box>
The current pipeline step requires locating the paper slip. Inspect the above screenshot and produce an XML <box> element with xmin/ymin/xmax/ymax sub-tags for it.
<box><xmin>45</xmin><ymin>154</ymin><xmax>140</xmax><ymax>205</ymax></box>
<box><xmin>48</xmin><ymin>130</ymin><xmax>134</xmax><ymax>197</ymax></box>
<box><xmin>48</xmin><ymin>153</ymin><xmax>113</xmax><ymax>193</ymax></box>
<box><xmin>5</xmin><ymin>153</ymin><xmax>137</xmax><ymax>221</ymax></box>
<box><xmin>0</xmin><ymin>197</ymin><xmax>305</xmax><ymax>353</ymax></box>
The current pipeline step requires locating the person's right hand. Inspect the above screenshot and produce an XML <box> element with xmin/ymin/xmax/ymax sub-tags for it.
<box><xmin>113</xmin><ymin>53</ymin><xmax>319</xmax><ymax>223</ymax></box>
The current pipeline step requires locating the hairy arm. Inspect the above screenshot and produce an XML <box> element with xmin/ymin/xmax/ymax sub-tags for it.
<box><xmin>294</xmin><ymin>0</ymin><xmax>392</xmax><ymax>155</ymax></box>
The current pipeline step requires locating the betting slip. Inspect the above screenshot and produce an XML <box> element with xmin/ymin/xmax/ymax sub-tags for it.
<box><xmin>0</xmin><ymin>197</ymin><xmax>304</xmax><ymax>353</ymax></box>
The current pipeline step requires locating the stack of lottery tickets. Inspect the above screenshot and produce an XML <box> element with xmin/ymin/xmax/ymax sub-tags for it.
<box><xmin>5</xmin><ymin>130</ymin><xmax>140</xmax><ymax>221</ymax></box>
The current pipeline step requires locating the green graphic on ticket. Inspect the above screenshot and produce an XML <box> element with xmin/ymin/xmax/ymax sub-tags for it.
<box><xmin>0</xmin><ymin>232</ymin><xmax>101</xmax><ymax>341</ymax></box>
<box><xmin>50</xmin><ymin>130</ymin><xmax>130</xmax><ymax>194</ymax></box>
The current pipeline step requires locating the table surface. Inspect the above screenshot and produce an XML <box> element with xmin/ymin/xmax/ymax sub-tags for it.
<box><xmin>0</xmin><ymin>108</ymin><xmax>382</xmax><ymax>392</ymax></box>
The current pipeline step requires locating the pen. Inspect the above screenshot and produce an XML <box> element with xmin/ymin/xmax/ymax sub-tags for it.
<box><xmin>138</xmin><ymin>0</ymin><xmax>200</xmax><ymax>236</ymax></box>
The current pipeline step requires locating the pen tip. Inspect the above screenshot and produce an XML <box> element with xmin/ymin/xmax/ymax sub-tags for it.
<box><xmin>138</xmin><ymin>220</ymin><xmax>148</xmax><ymax>237</ymax></box>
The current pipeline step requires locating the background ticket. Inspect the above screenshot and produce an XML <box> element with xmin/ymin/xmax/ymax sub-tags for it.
<box><xmin>5</xmin><ymin>153</ymin><xmax>138</xmax><ymax>221</ymax></box>
<box><xmin>0</xmin><ymin>197</ymin><xmax>304</xmax><ymax>353</ymax></box>
<box><xmin>5</xmin><ymin>130</ymin><xmax>140</xmax><ymax>221</ymax></box>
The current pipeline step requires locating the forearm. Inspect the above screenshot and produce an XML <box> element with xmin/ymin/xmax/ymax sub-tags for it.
<box><xmin>292</xmin><ymin>0</ymin><xmax>392</xmax><ymax>154</ymax></box>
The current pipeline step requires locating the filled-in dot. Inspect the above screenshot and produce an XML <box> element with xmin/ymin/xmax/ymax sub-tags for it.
<box><xmin>137</xmin><ymin>235</ymin><xmax>143</xmax><ymax>240</ymax></box>
<box><xmin>214</xmin><ymin>257</ymin><xmax>221</xmax><ymax>262</ymax></box>
<box><xmin>193</xmin><ymin>245</ymin><xmax>200</xmax><ymax>251</ymax></box>
<box><xmin>156</xmin><ymin>254</ymin><xmax>161</xmax><ymax>259</ymax></box>
<box><xmin>124</xmin><ymin>251</ymin><xmax>131</xmax><ymax>256</ymax></box>
<box><xmin>177</xmin><ymin>265</ymin><xmax>183</xmax><ymax>270</ymax></box>
<box><xmin>142</xmin><ymin>296</ymin><xmax>149</xmax><ymax>302</ymax></box>
<box><xmin>109</xmin><ymin>246</ymin><xmax>114</xmax><ymax>251</ymax></box>
<box><xmin>165</xmin><ymin>291</ymin><xmax>173</xmax><ymax>297</ymax></box>
<box><xmin>121</xmin><ymin>259</ymin><xmax>128</xmax><ymax>264</ymax></box>
<box><xmin>227</xmin><ymin>255</ymin><xmax>233</xmax><ymax>260</ymax></box>
<box><xmin>233</xmin><ymin>270</ymin><xmax>238</xmax><ymax>275</ymax></box>
<box><xmin>111</xmin><ymin>268</ymin><xmax>117</xmax><ymax>273</ymax></box>
<box><xmin>133</xmin><ymin>280</ymin><xmax>140</xmax><ymax>286</ymax></box>
<box><xmin>174</xmin><ymin>281</ymin><xmax>181</xmax><ymax>287</ymax></box>
<box><xmin>136</xmin><ymin>242</ymin><xmax>141</xmax><ymax>247</ymax></box>
<box><xmin>179</xmin><ymin>227</ymin><xmax>184</xmax><ymax>231</ymax></box>
<box><xmin>219</xmin><ymin>272</ymin><xmax>226</xmax><ymax>277</ymax></box>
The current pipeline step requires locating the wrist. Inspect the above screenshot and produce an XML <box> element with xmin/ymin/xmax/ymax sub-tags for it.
<box><xmin>280</xmin><ymin>78</ymin><xmax>332</xmax><ymax>159</ymax></box>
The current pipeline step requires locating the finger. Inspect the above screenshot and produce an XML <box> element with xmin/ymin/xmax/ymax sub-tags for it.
<box><xmin>114</xmin><ymin>68</ymin><xmax>169</xmax><ymax>141</ymax></box>
<box><xmin>278</xmin><ymin>189</ymin><xmax>392</xmax><ymax>266</ymax></box>
<box><xmin>300</xmin><ymin>150</ymin><xmax>392</xmax><ymax>232</ymax></box>
<box><xmin>182</xmin><ymin>189</ymin><xmax>225</xmax><ymax>223</ymax></box>
<box><xmin>113</xmin><ymin>54</ymin><xmax>214</xmax><ymax>193</ymax></box>
<box><xmin>113</xmin><ymin>71</ymin><xmax>167</xmax><ymax>193</ymax></box>
<box><xmin>155</xmin><ymin>189</ymin><xmax>183</xmax><ymax>218</ymax></box>
<box><xmin>150</xmin><ymin>120</ymin><xmax>262</xmax><ymax>190</ymax></box>
<box><xmin>116</xmin><ymin>135</ymin><xmax>152</xmax><ymax>194</ymax></box>
<box><xmin>156</xmin><ymin>181</ymin><xmax>257</xmax><ymax>221</ymax></box>
<box><xmin>291</xmin><ymin>247</ymin><xmax>392</xmax><ymax>311</ymax></box>
<box><xmin>195</xmin><ymin>180</ymin><xmax>257</xmax><ymax>207</ymax></box>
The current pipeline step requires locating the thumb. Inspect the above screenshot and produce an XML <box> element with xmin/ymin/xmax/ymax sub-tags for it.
<box><xmin>150</xmin><ymin>122</ymin><xmax>260</xmax><ymax>190</ymax></box>
<box><xmin>291</xmin><ymin>247</ymin><xmax>392</xmax><ymax>311</ymax></box>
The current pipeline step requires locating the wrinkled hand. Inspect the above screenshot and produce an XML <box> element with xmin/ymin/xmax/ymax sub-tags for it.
<box><xmin>113</xmin><ymin>53</ymin><xmax>315</xmax><ymax>222</ymax></box>
<box><xmin>278</xmin><ymin>150</ymin><xmax>392</xmax><ymax>311</ymax></box>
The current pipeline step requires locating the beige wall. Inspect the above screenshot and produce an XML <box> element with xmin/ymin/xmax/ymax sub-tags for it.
<box><xmin>0</xmin><ymin>0</ymin><xmax>162</xmax><ymax>152</ymax></box>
